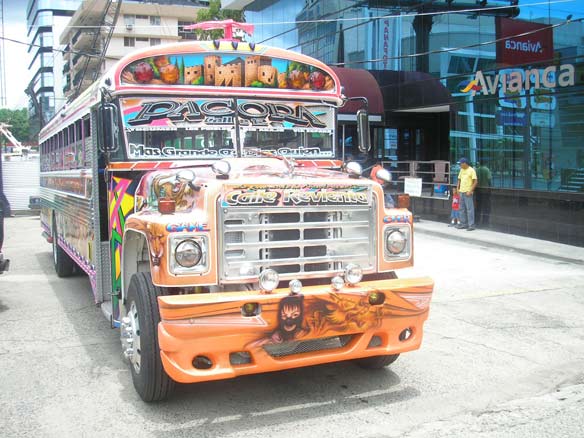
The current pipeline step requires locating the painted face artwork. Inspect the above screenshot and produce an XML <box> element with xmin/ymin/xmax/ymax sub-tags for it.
<box><xmin>277</xmin><ymin>294</ymin><xmax>304</xmax><ymax>341</ymax></box>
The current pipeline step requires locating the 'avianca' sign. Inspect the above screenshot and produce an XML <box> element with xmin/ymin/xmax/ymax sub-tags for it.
<box><xmin>496</xmin><ymin>17</ymin><xmax>553</xmax><ymax>66</ymax></box>
<box><xmin>459</xmin><ymin>64</ymin><xmax>575</xmax><ymax>96</ymax></box>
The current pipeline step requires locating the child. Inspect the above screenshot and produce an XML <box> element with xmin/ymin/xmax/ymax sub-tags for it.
<box><xmin>449</xmin><ymin>187</ymin><xmax>460</xmax><ymax>227</ymax></box>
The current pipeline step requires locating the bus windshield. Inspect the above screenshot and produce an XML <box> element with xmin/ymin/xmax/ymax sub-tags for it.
<box><xmin>120</xmin><ymin>97</ymin><xmax>335</xmax><ymax>160</ymax></box>
<box><xmin>126</xmin><ymin>127</ymin><xmax>236</xmax><ymax>160</ymax></box>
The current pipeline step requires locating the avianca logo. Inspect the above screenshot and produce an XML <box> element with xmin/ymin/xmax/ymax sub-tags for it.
<box><xmin>461</xmin><ymin>64</ymin><xmax>575</xmax><ymax>96</ymax></box>
<box><xmin>458</xmin><ymin>80</ymin><xmax>482</xmax><ymax>93</ymax></box>
<box><xmin>505</xmin><ymin>39</ymin><xmax>543</xmax><ymax>53</ymax></box>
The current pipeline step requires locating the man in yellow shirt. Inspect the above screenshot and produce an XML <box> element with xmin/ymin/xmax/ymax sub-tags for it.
<box><xmin>456</xmin><ymin>157</ymin><xmax>478</xmax><ymax>231</ymax></box>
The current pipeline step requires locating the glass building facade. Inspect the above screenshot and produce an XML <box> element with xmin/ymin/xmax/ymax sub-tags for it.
<box><xmin>26</xmin><ymin>0</ymin><xmax>82</xmax><ymax>128</ymax></box>
<box><xmin>230</xmin><ymin>0</ymin><xmax>584</xmax><ymax>245</ymax></box>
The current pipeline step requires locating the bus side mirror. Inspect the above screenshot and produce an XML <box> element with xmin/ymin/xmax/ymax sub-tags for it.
<box><xmin>99</xmin><ymin>103</ymin><xmax>120</xmax><ymax>153</ymax></box>
<box><xmin>357</xmin><ymin>109</ymin><xmax>371</xmax><ymax>153</ymax></box>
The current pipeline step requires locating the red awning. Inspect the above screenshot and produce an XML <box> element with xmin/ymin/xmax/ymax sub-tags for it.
<box><xmin>330</xmin><ymin>67</ymin><xmax>384</xmax><ymax>116</ymax></box>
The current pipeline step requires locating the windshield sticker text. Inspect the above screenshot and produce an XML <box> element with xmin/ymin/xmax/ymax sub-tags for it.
<box><xmin>129</xmin><ymin>143</ymin><xmax>235</xmax><ymax>159</ymax></box>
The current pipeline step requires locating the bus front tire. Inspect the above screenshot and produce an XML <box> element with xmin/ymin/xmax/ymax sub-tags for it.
<box><xmin>52</xmin><ymin>227</ymin><xmax>75</xmax><ymax>278</ymax></box>
<box><xmin>124</xmin><ymin>272</ymin><xmax>175</xmax><ymax>402</ymax></box>
<box><xmin>355</xmin><ymin>354</ymin><xmax>400</xmax><ymax>369</ymax></box>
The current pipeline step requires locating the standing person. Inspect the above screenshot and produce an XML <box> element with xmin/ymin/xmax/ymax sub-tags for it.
<box><xmin>370</xmin><ymin>161</ymin><xmax>395</xmax><ymax>208</ymax></box>
<box><xmin>456</xmin><ymin>157</ymin><xmax>477</xmax><ymax>231</ymax></box>
<box><xmin>448</xmin><ymin>187</ymin><xmax>461</xmax><ymax>227</ymax></box>
<box><xmin>0</xmin><ymin>187</ymin><xmax>10</xmax><ymax>273</ymax></box>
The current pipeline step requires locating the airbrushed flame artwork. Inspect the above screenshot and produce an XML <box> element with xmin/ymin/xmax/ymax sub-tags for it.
<box><xmin>38</xmin><ymin>21</ymin><xmax>433</xmax><ymax>402</ymax></box>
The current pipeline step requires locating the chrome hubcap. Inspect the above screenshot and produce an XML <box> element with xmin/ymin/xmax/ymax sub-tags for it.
<box><xmin>120</xmin><ymin>302</ymin><xmax>141</xmax><ymax>373</ymax></box>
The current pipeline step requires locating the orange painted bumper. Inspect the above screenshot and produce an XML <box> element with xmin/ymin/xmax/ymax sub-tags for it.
<box><xmin>157</xmin><ymin>277</ymin><xmax>434</xmax><ymax>383</ymax></box>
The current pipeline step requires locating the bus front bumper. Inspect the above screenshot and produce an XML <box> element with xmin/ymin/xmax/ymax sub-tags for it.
<box><xmin>157</xmin><ymin>276</ymin><xmax>434</xmax><ymax>383</ymax></box>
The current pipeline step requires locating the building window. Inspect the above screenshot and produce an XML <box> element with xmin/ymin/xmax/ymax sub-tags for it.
<box><xmin>124</xmin><ymin>37</ymin><xmax>135</xmax><ymax>47</ymax></box>
<box><xmin>150</xmin><ymin>16</ymin><xmax>161</xmax><ymax>26</ymax></box>
<box><xmin>150</xmin><ymin>38</ymin><xmax>161</xmax><ymax>46</ymax></box>
<box><xmin>124</xmin><ymin>14</ymin><xmax>135</xmax><ymax>25</ymax></box>
<box><xmin>178</xmin><ymin>21</ymin><xmax>196</xmax><ymax>40</ymax></box>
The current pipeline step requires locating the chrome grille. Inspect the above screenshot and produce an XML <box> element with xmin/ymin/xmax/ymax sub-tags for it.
<box><xmin>263</xmin><ymin>335</ymin><xmax>354</xmax><ymax>358</ymax></box>
<box><xmin>219</xmin><ymin>203</ymin><xmax>376</xmax><ymax>282</ymax></box>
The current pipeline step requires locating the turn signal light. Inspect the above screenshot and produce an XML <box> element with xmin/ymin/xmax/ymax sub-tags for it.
<box><xmin>368</xmin><ymin>291</ymin><xmax>386</xmax><ymax>305</ymax></box>
<box><xmin>397</xmin><ymin>194</ymin><xmax>410</xmax><ymax>209</ymax></box>
<box><xmin>158</xmin><ymin>198</ymin><xmax>176</xmax><ymax>214</ymax></box>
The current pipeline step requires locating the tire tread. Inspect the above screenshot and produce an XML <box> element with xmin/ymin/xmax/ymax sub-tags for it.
<box><xmin>127</xmin><ymin>272</ymin><xmax>174</xmax><ymax>402</ymax></box>
<box><xmin>355</xmin><ymin>354</ymin><xmax>400</xmax><ymax>369</ymax></box>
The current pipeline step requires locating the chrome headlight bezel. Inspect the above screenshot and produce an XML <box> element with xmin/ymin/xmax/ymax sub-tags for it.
<box><xmin>169</xmin><ymin>234</ymin><xmax>209</xmax><ymax>275</ymax></box>
<box><xmin>383</xmin><ymin>226</ymin><xmax>411</xmax><ymax>260</ymax></box>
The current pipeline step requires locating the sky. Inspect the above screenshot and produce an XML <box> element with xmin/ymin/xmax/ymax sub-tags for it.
<box><xmin>1</xmin><ymin>0</ymin><xmax>583</xmax><ymax>110</ymax></box>
<box><xmin>2</xmin><ymin>0</ymin><xmax>28</xmax><ymax>109</ymax></box>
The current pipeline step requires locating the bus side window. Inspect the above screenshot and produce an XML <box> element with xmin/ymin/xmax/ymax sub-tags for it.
<box><xmin>83</xmin><ymin>116</ymin><xmax>91</xmax><ymax>168</ymax></box>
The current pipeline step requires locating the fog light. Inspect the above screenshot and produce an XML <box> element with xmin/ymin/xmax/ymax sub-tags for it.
<box><xmin>368</xmin><ymin>291</ymin><xmax>385</xmax><ymax>305</ymax></box>
<box><xmin>258</xmin><ymin>268</ymin><xmax>279</xmax><ymax>292</ymax></box>
<box><xmin>193</xmin><ymin>355</ymin><xmax>213</xmax><ymax>369</ymax></box>
<box><xmin>242</xmin><ymin>302</ymin><xmax>260</xmax><ymax>317</ymax></box>
<box><xmin>344</xmin><ymin>263</ymin><xmax>363</xmax><ymax>285</ymax></box>
<box><xmin>289</xmin><ymin>279</ymin><xmax>302</xmax><ymax>294</ymax></box>
<box><xmin>399</xmin><ymin>328</ymin><xmax>413</xmax><ymax>342</ymax></box>
<box><xmin>331</xmin><ymin>275</ymin><xmax>344</xmax><ymax>291</ymax></box>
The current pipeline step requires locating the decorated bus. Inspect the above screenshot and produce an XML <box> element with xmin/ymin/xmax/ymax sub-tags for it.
<box><xmin>39</xmin><ymin>21</ymin><xmax>433</xmax><ymax>401</ymax></box>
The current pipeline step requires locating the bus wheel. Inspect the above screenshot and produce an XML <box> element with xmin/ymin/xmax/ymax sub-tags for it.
<box><xmin>355</xmin><ymin>354</ymin><xmax>400</xmax><ymax>369</ymax></box>
<box><xmin>122</xmin><ymin>272</ymin><xmax>174</xmax><ymax>402</ymax></box>
<box><xmin>52</xmin><ymin>224</ymin><xmax>75</xmax><ymax>277</ymax></box>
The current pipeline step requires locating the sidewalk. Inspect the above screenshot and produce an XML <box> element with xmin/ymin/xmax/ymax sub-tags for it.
<box><xmin>414</xmin><ymin>219</ymin><xmax>584</xmax><ymax>266</ymax></box>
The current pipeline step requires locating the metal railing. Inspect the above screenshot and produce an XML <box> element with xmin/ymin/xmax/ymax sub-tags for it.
<box><xmin>381</xmin><ymin>160</ymin><xmax>451</xmax><ymax>200</ymax></box>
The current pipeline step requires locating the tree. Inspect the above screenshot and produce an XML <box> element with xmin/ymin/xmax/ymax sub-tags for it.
<box><xmin>0</xmin><ymin>109</ymin><xmax>31</xmax><ymax>147</ymax></box>
<box><xmin>194</xmin><ymin>0</ymin><xmax>246</xmax><ymax>40</ymax></box>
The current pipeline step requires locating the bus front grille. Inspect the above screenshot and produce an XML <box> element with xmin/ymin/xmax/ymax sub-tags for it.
<box><xmin>219</xmin><ymin>204</ymin><xmax>376</xmax><ymax>283</ymax></box>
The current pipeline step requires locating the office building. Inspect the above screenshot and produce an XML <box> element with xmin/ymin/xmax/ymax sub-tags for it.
<box><xmin>224</xmin><ymin>0</ymin><xmax>584</xmax><ymax>245</ymax></box>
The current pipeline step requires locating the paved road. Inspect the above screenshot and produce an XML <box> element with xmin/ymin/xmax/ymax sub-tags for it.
<box><xmin>1</xmin><ymin>216</ymin><xmax>583</xmax><ymax>437</ymax></box>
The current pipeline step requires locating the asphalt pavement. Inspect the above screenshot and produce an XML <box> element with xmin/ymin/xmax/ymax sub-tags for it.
<box><xmin>2</xmin><ymin>216</ymin><xmax>584</xmax><ymax>438</ymax></box>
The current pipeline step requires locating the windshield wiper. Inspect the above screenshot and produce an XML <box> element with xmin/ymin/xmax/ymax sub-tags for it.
<box><xmin>244</xmin><ymin>147</ymin><xmax>296</xmax><ymax>176</ymax></box>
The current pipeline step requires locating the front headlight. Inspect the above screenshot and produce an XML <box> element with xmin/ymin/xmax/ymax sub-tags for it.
<box><xmin>384</xmin><ymin>226</ymin><xmax>411</xmax><ymax>260</ymax></box>
<box><xmin>169</xmin><ymin>235</ymin><xmax>208</xmax><ymax>274</ymax></box>
<box><xmin>386</xmin><ymin>230</ymin><xmax>407</xmax><ymax>254</ymax></box>
<box><xmin>175</xmin><ymin>239</ymin><xmax>202</xmax><ymax>267</ymax></box>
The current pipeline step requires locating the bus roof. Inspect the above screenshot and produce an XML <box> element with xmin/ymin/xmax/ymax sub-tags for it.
<box><xmin>108</xmin><ymin>40</ymin><xmax>342</xmax><ymax>102</ymax></box>
<box><xmin>41</xmin><ymin>40</ymin><xmax>344</xmax><ymax>141</ymax></box>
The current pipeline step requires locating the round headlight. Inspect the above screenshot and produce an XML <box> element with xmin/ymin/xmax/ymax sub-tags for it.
<box><xmin>259</xmin><ymin>269</ymin><xmax>279</xmax><ymax>292</ymax></box>
<box><xmin>212</xmin><ymin>160</ymin><xmax>231</xmax><ymax>178</ymax></box>
<box><xmin>386</xmin><ymin>230</ymin><xmax>407</xmax><ymax>254</ymax></box>
<box><xmin>375</xmin><ymin>168</ymin><xmax>392</xmax><ymax>183</ymax></box>
<box><xmin>289</xmin><ymin>279</ymin><xmax>302</xmax><ymax>294</ymax></box>
<box><xmin>345</xmin><ymin>161</ymin><xmax>363</xmax><ymax>178</ymax></box>
<box><xmin>175</xmin><ymin>240</ymin><xmax>202</xmax><ymax>267</ymax></box>
<box><xmin>331</xmin><ymin>275</ymin><xmax>345</xmax><ymax>291</ymax></box>
<box><xmin>344</xmin><ymin>263</ymin><xmax>363</xmax><ymax>285</ymax></box>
